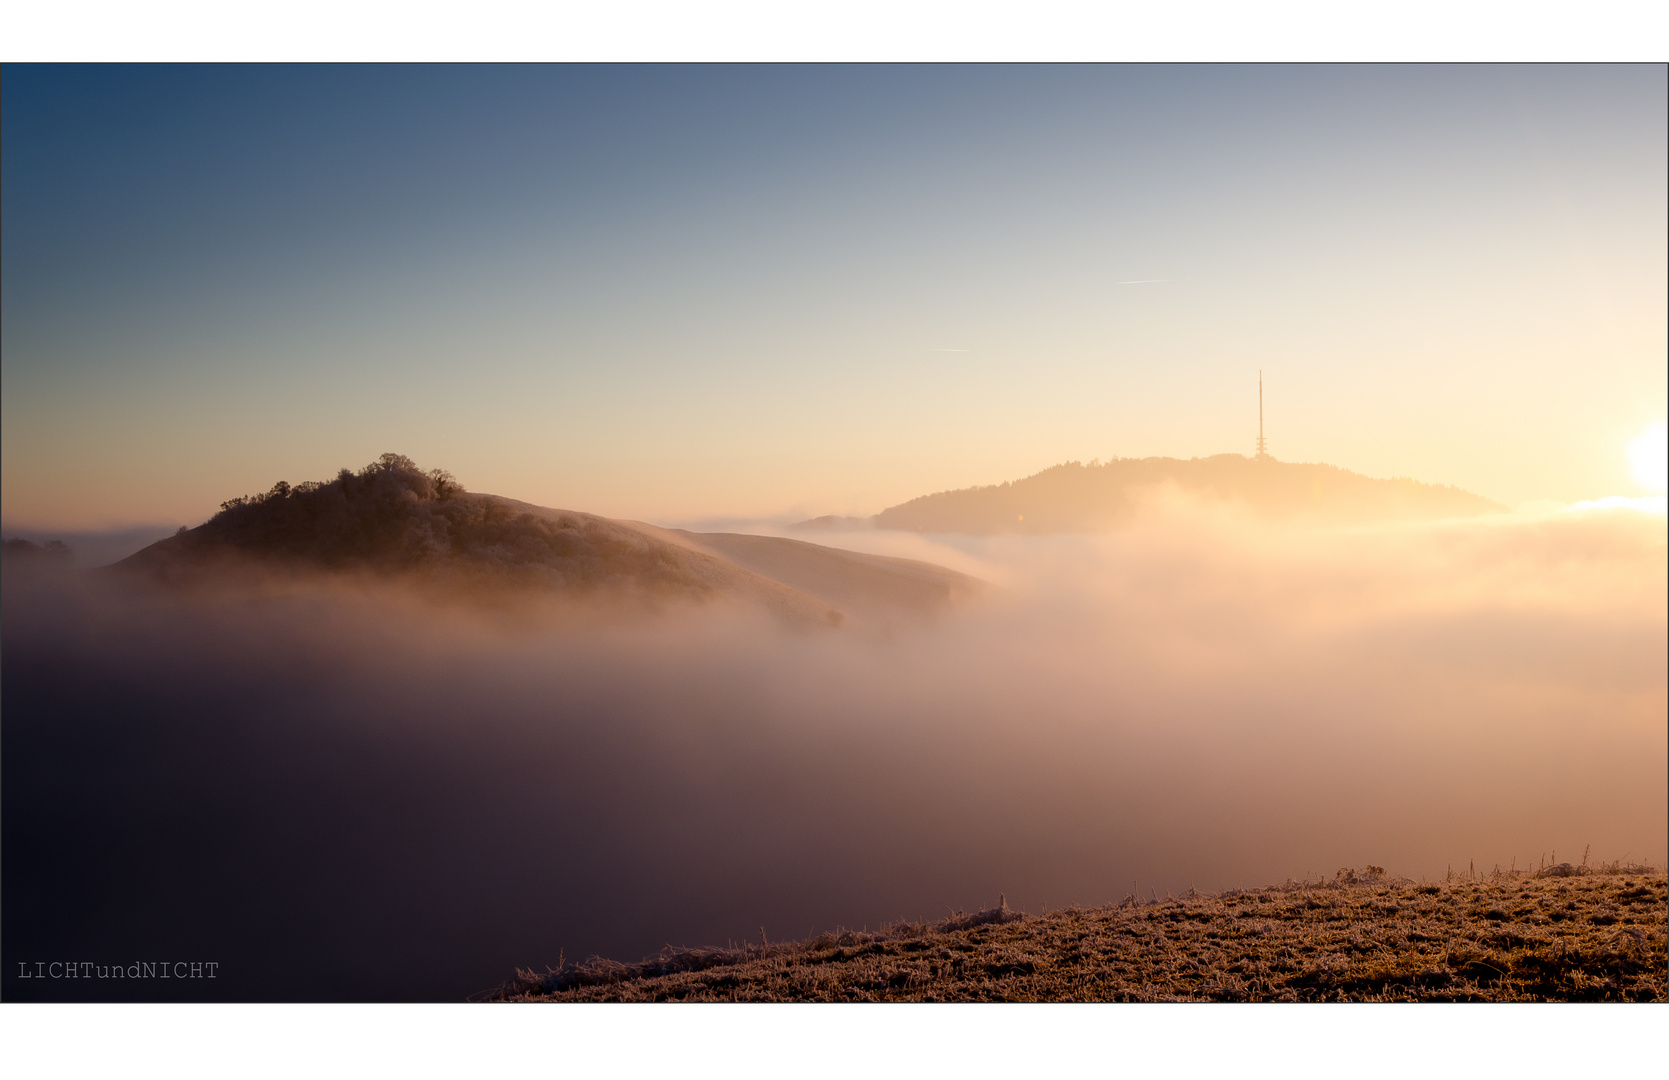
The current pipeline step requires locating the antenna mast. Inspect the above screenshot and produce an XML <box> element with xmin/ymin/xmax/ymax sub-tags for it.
<box><xmin>1256</xmin><ymin>370</ymin><xmax>1269</xmax><ymax>458</ymax></box>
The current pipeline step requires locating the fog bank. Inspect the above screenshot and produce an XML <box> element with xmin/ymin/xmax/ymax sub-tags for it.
<box><xmin>4</xmin><ymin>500</ymin><xmax>1662</xmax><ymax>1001</ymax></box>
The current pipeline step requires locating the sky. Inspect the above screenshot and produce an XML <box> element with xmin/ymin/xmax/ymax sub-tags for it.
<box><xmin>3</xmin><ymin>64</ymin><xmax>1665</xmax><ymax>530</ymax></box>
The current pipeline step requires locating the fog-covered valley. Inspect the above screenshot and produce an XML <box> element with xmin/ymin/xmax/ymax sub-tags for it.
<box><xmin>5</xmin><ymin>476</ymin><xmax>1661</xmax><ymax>1000</ymax></box>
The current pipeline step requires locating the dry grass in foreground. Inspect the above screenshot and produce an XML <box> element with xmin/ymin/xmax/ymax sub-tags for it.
<box><xmin>488</xmin><ymin>863</ymin><xmax>1666</xmax><ymax>1002</ymax></box>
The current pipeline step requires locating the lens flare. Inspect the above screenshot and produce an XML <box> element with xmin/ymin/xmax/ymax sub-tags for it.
<box><xmin>1629</xmin><ymin>423</ymin><xmax>1668</xmax><ymax>495</ymax></box>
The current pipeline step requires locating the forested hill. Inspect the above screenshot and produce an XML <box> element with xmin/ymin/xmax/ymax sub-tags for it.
<box><xmin>869</xmin><ymin>455</ymin><xmax>1503</xmax><ymax>534</ymax></box>
<box><xmin>112</xmin><ymin>454</ymin><xmax>982</xmax><ymax>627</ymax></box>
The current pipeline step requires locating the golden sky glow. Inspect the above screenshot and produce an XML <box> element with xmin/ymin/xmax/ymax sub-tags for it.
<box><xmin>3</xmin><ymin>65</ymin><xmax>1664</xmax><ymax>530</ymax></box>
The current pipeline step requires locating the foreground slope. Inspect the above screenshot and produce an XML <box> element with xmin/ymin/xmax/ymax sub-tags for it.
<box><xmin>491</xmin><ymin>865</ymin><xmax>1666</xmax><ymax>1003</ymax></box>
<box><xmin>800</xmin><ymin>455</ymin><xmax>1505</xmax><ymax>535</ymax></box>
<box><xmin>115</xmin><ymin>454</ymin><xmax>979</xmax><ymax>626</ymax></box>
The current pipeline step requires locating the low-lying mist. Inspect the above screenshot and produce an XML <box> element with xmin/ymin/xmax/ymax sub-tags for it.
<box><xmin>4</xmin><ymin>497</ymin><xmax>1663</xmax><ymax>1001</ymax></box>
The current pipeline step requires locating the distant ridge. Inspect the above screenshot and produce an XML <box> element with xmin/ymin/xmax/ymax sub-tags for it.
<box><xmin>793</xmin><ymin>515</ymin><xmax>874</xmax><ymax>532</ymax></box>
<box><xmin>794</xmin><ymin>455</ymin><xmax>1504</xmax><ymax>535</ymax></box>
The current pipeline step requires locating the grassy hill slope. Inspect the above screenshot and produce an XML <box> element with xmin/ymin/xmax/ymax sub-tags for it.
<box><xmin>490</xmin><ymin>864</ymin><xmax>1665</xmax><ymax>1003</ymax></box>
<box><xmin>114</xmin><ymin>454</ymin><xmax>980</xmax><ymax>626</ymax></box>
<box><xmin>662</xmin><ymin>529</ymin><xmax>986</xmax><ymax>623</ymax></box>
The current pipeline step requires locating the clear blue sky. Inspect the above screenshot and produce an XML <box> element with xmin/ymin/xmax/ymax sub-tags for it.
<box><xmin>4</xmin><ymin>64</ymin><xmax>1664</xmax><ymax>527</ymax></box>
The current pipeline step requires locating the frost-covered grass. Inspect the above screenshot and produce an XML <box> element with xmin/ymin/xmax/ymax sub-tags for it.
<box><xmin>489</xmin><ymin>865</ymin><xmax>1666</xmax><ymax>1002</ymax></box>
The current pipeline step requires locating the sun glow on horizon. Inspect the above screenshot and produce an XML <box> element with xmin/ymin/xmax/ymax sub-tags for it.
<box><xmin>1629</xmin><ymin>423</ymin><xmax>1669</xmax><ymax>496</ymax></box>
<box><xmin>1565</xmin><ymin>495</ymin><xmax>1668</xmax><ymax>516</ymax></box>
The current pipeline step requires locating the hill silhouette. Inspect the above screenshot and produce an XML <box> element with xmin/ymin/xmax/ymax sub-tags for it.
<box><xmin>116</xmin><ymin>454</ymin><xmax>980</xmax><ymax>627</ymax></box>
<box><xmin>797</xmin><ymin>455</ymin><xmax>1504</xmax><ymax>535</ymax></box>
<box><xmin>661</xmin><ymin>529</ymin><xmax>984</xmax><ymax>622</ymax></box>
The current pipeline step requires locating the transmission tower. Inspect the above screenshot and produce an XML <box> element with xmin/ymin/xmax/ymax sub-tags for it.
<box><xmin>1255</xmin><ymin>371</ymin><xmax>1269</xmax><ymax>458</ymax></box>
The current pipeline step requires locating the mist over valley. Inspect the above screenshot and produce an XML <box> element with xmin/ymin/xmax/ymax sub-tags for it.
<box><xmin>4</xmin><ymin>454</ymin><xmax>1661</xmax><ymax>1000</ymax></box>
